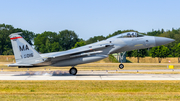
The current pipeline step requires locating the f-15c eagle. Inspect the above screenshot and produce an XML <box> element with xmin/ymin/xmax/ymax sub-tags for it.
<box><xmin>8</xmin><ymin>32</ymin><xmax>174</xmax><ymax>75</ymax></box>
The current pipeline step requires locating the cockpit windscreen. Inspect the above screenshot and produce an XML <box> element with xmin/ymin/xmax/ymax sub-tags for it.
<box><xmin>116</xmin><ymin>32</ymin><xmax>144</xmax><ymax>38</ymax></box>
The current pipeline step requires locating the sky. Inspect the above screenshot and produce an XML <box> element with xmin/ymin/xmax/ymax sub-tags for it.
<box><xmin>0</xmin><ymin>0</ymin><xmax>180</xmax><ymax>40</ymax></box>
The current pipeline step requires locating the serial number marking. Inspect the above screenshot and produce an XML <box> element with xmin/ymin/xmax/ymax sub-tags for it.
<box><xmin>21</xmin><ymin>53</ymin><xmax>33</xmax><ymax>59</ymax></box>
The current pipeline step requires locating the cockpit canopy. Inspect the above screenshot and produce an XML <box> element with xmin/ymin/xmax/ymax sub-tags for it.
<box><xmin>110</xmin><ymin>32</ymin><xmax>144</xmax><ymax>39</ymax></box>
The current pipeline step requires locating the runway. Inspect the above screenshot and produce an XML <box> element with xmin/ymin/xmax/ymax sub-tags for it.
<box><xmin>0</xmin><ymin>70</ymin><xmax>180</xmax><ymax>80</ymax></box>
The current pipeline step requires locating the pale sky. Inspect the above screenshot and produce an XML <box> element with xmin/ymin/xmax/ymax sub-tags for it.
<box><xmin>1</xmin><ymin>0</ymin><xmax>180</xmax><ymax>40</ymax></box>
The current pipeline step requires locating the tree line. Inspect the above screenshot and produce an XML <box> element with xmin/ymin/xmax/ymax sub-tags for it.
<box><xmin>0</xmin><ymin>24</ymin><xmax>180</xmax><ymax>63</ymax></box>
<box><xmin>127</xmin><ymin>28</ymin><xmax>180</xmax><ymax>63</ymax></box>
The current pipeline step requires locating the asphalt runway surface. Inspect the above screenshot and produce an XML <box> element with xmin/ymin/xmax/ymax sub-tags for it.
<box><xmin>0</xmin><ymin>70</ymin><xmax>180</xmax><ymax>80</ymax></box>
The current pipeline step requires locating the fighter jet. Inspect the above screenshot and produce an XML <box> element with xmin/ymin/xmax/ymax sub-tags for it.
<box><xmin>8</xmin><ymin>32</ymin><xmax>174</xmax><ymax>75</ymax></box>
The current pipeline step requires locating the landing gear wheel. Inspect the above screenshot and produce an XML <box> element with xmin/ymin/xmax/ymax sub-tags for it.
<box><xmin>119</xmin><ymin>64</ymin><xmax>124</xmax><ymax>69</ymax></box>
<box><xmin>69</xmin><ymin>67</ymin><xmax>77</xmax><ymax>75</ymax></box>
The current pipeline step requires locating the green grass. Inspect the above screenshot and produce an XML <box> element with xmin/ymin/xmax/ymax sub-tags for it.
<box><xmin>0</xmin><ymin>81</ymin><xmax>180</xmax><ymax>101</ymax></box>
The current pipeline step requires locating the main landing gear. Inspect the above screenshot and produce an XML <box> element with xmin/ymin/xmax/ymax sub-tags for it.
<box><xmin>69</xmin><ymin>67</ymin><xmax>77</xmax><ymax>75</ymax></box>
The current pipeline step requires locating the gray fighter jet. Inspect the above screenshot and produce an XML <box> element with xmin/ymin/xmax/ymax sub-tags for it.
<box><xmin>8</xmin><ymin>32</ymin><xmax>174</xmax><ymax>75</ymax></box>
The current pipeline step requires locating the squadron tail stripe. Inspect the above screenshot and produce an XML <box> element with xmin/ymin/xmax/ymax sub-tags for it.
<box><xmin>10</xmin><ymin>37</ymin><xmax>22</xmax><ymax>40</ymax></box>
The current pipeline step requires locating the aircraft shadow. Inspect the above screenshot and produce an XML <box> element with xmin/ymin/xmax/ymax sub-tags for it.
<box><xmin>13</xmin><ymin>71</ymin><xmax>119</xmax><ymax>76</ymax></box>
<box><xmin>14</xmin><ymin>71</ymin><xmax>72</xmax><ymax>76</ymax></box>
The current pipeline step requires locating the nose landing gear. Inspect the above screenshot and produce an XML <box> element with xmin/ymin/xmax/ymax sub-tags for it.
<box><xmin>116</xmin><ymin>52</ymin><xmax>126</xmax><ymax>69</ymax></box>
<box><xmin>69</xmin><ymin>67</ymin><xmax>77</xmax><ymax>75</ymax></box>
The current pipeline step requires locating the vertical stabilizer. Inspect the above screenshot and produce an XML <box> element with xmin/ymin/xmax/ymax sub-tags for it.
<box><xmin>9</xmin><ymin>32</ymin><xmax>42</xmax><ymax>64</ymax></box>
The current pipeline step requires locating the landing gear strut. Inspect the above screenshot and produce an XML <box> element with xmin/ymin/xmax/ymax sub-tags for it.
<box><xmin>117</xmin><ymin>52</ymin><xmax>126</xmax><ymax>69</ymax></box>
<box><xmin>69</xmin><ymin>67</ymin><xmax>77</xmax><ymax>75</ymax></box>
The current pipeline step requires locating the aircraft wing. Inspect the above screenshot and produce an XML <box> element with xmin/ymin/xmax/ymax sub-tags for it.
<box><xmin>46</xmin><ymin>44</ymin><xmax>113</xmax><ymax>60</ymax></box>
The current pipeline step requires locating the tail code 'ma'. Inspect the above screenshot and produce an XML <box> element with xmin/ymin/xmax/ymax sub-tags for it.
<box><xmin>9</xmin><ymin>32</ymin><xmax>41</xmax><ymax>63</ymax></box>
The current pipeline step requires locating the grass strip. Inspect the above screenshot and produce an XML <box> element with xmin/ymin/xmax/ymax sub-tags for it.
<box><xmin>0</xmin><ymin>81</ymin><xmax>180</xmax><ymax>101</ymax></box>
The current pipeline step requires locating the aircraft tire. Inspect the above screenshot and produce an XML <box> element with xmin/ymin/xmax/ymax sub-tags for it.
<box><xmin>119</xmin><ymin>64</ymin><xmax>124</xmax><ymax>69</ymax></box>
<box><xmin>69</xmin><ymin>67</ymin><xmax>77</xmax><ymax>75</ymax></box>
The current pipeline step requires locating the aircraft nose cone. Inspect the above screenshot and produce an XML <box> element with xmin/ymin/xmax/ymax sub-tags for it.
<box><xmin>155</xmin><ymin>37</ymin><xmax>175</xmax><ymax>46</ymax></box>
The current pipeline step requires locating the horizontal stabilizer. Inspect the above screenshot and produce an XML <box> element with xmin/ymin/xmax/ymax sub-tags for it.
<box><xmin>8</xmin><ymin>63</ymin><xmax>33</xmax><ymax>67</ymax></box>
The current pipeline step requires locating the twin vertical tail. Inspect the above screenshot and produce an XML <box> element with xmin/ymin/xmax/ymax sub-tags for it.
<box><xmin>9</xmin><ymin>32</ymin><xmax>41</xmax><ymax>64</ymax></box>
